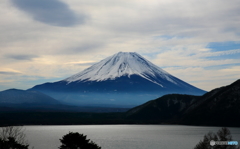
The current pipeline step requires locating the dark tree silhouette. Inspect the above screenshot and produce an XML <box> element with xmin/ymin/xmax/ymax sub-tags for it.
<box><xmin>0</xmin><ymin>126</ymin><xmax>30</xmax><ymax>149</ymax></box>
<box><xmin>59</xmin><ymin>132</ymin><xmax>101</xmax><ymax>149</ymax></box>
<box><xmin>0</xmin><ymin>137</ymin><xmax>29</xmax><ymax>149</ymax></box>
<box><xmin>194</xmin><ymin>127</ymin><xmax>240</xmax><ymax>149</ymax></box>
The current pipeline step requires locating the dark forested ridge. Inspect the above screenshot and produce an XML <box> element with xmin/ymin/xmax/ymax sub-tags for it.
<box><xmin>126</xmin><ymin>79</ymin><xmax>240</xmax><ymax>127</ymax></box>
<box><xmin>179</xmin><ymin>79</ymin><xmax>240</xmax><ymax>126</ymax></box>
<box><xmin>125</xmin><ymin>94</ymin><xmax>199</xmax><ymax>123</ymax></box>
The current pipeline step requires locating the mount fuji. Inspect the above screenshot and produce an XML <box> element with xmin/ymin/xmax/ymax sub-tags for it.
<box><xmin>29</xmin><ymin>52</ymin><xmax>205</xmax><ymax>107</ymax></box>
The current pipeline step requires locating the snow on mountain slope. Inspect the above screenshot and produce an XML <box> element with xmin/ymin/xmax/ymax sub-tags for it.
<box><xmin>64</xmin><ymin>52</ymin><xmax>177</xmax><ymax>87</ymax></box>
<box><xmin>29</xmin><ymin>52</ymin><xmax>206</xmax><ymax>107</ymax></box>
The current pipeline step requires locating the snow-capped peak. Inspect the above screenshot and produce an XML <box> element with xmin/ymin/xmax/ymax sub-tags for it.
<box><xmin>64</xmin><ymin>52</ymin><xmax>177</xmax><ymax>86</ymax></box>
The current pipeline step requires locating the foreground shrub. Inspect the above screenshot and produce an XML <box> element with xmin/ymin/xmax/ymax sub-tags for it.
<box><xmin>59</xmin><ymin>132</ymin><xmax>101</xmax><ymax>149</ymax></box>
<box><xmin>0</xmin><ymin>126</ymin><xmax>29</xmax><ymax>149</ymax></box>
<box><xmin>194</xmin><ymin>127</ymin><xmax>239</xmax><ymax>149</ymax></box>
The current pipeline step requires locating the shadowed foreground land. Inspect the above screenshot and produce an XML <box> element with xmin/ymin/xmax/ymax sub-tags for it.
<box><xmin>0</xmin><ymin>111</ymin><xmax>239</xmax><ymax>127</ymax></box>
<box><xmin>0</xmin><ymin>112</ymin><xmax>130</xmax><ymax>126</ymax></box>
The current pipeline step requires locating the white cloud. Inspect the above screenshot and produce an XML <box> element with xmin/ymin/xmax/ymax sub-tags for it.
<box><xmin>0</xmin><ymin>0</ymin><xmax>240</xmax><ymax>91</ymax></box>
<box><xmin>164</xmin><ymin>66</ymin><xmax>240</xmax><ymax>91</ymax></box>
<box><xmin>0</xmin><ymin>68</ymin><xmax>22</xmax><ymax>75</ymax></box>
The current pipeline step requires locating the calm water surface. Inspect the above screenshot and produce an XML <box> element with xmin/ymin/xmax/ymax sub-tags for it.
<box><xmin>24</xmin><ymin>125</ymin><xmax>240</xmax><ymax>149</ymax></box>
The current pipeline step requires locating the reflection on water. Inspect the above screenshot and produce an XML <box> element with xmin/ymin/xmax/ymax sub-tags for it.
<box><xmin>24</xmin><ymin>125</ymin><xmax>240</xmax><ymax>149</ymax></box>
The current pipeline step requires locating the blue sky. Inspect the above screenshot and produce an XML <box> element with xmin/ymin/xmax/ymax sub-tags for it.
<box><xmin>207</xmin><ymin>41</ymin><xmax>240</xmax><ymax>52</ymax></box>
<box><xmin>0</xmin><ymin>0</ymin><xmax>240</xmax><ymax>91</ymax></box>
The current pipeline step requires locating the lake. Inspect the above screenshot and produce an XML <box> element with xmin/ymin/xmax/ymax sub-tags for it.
<box><xmin>24</xmin><ymin>125</ymin><xmax>240</xmax><ymax>149</ymax></box>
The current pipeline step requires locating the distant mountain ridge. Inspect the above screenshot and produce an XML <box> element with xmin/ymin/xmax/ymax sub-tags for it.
<box><xmin>0</xmin><ymin>89</ymin><xmax>130</xmax><ymax>113</ymax></box>
<box><xmin>0</xmin><ymin>89</ymin><xmax>60</xmax><ymax>105</ymax></box>
<box><xmin>126</xmin><ymin>79</ymin><xmax>240</xmax><ymax>126</ymax></box>
<box><xmin>1</xmin><ymin>80</ymin><xmax>239</xmax><ymax>126</ymax></box>
<box><xmin>29</xmin><ymin>52</ymin><xmax>205</xmax><ymax>107</ymax></box>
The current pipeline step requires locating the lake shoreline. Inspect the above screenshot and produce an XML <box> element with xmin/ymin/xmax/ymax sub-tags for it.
<box><xmin>1</xmin><ymin>111</ymin><xmax>239</xmax><ymax>128</ymax></box>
